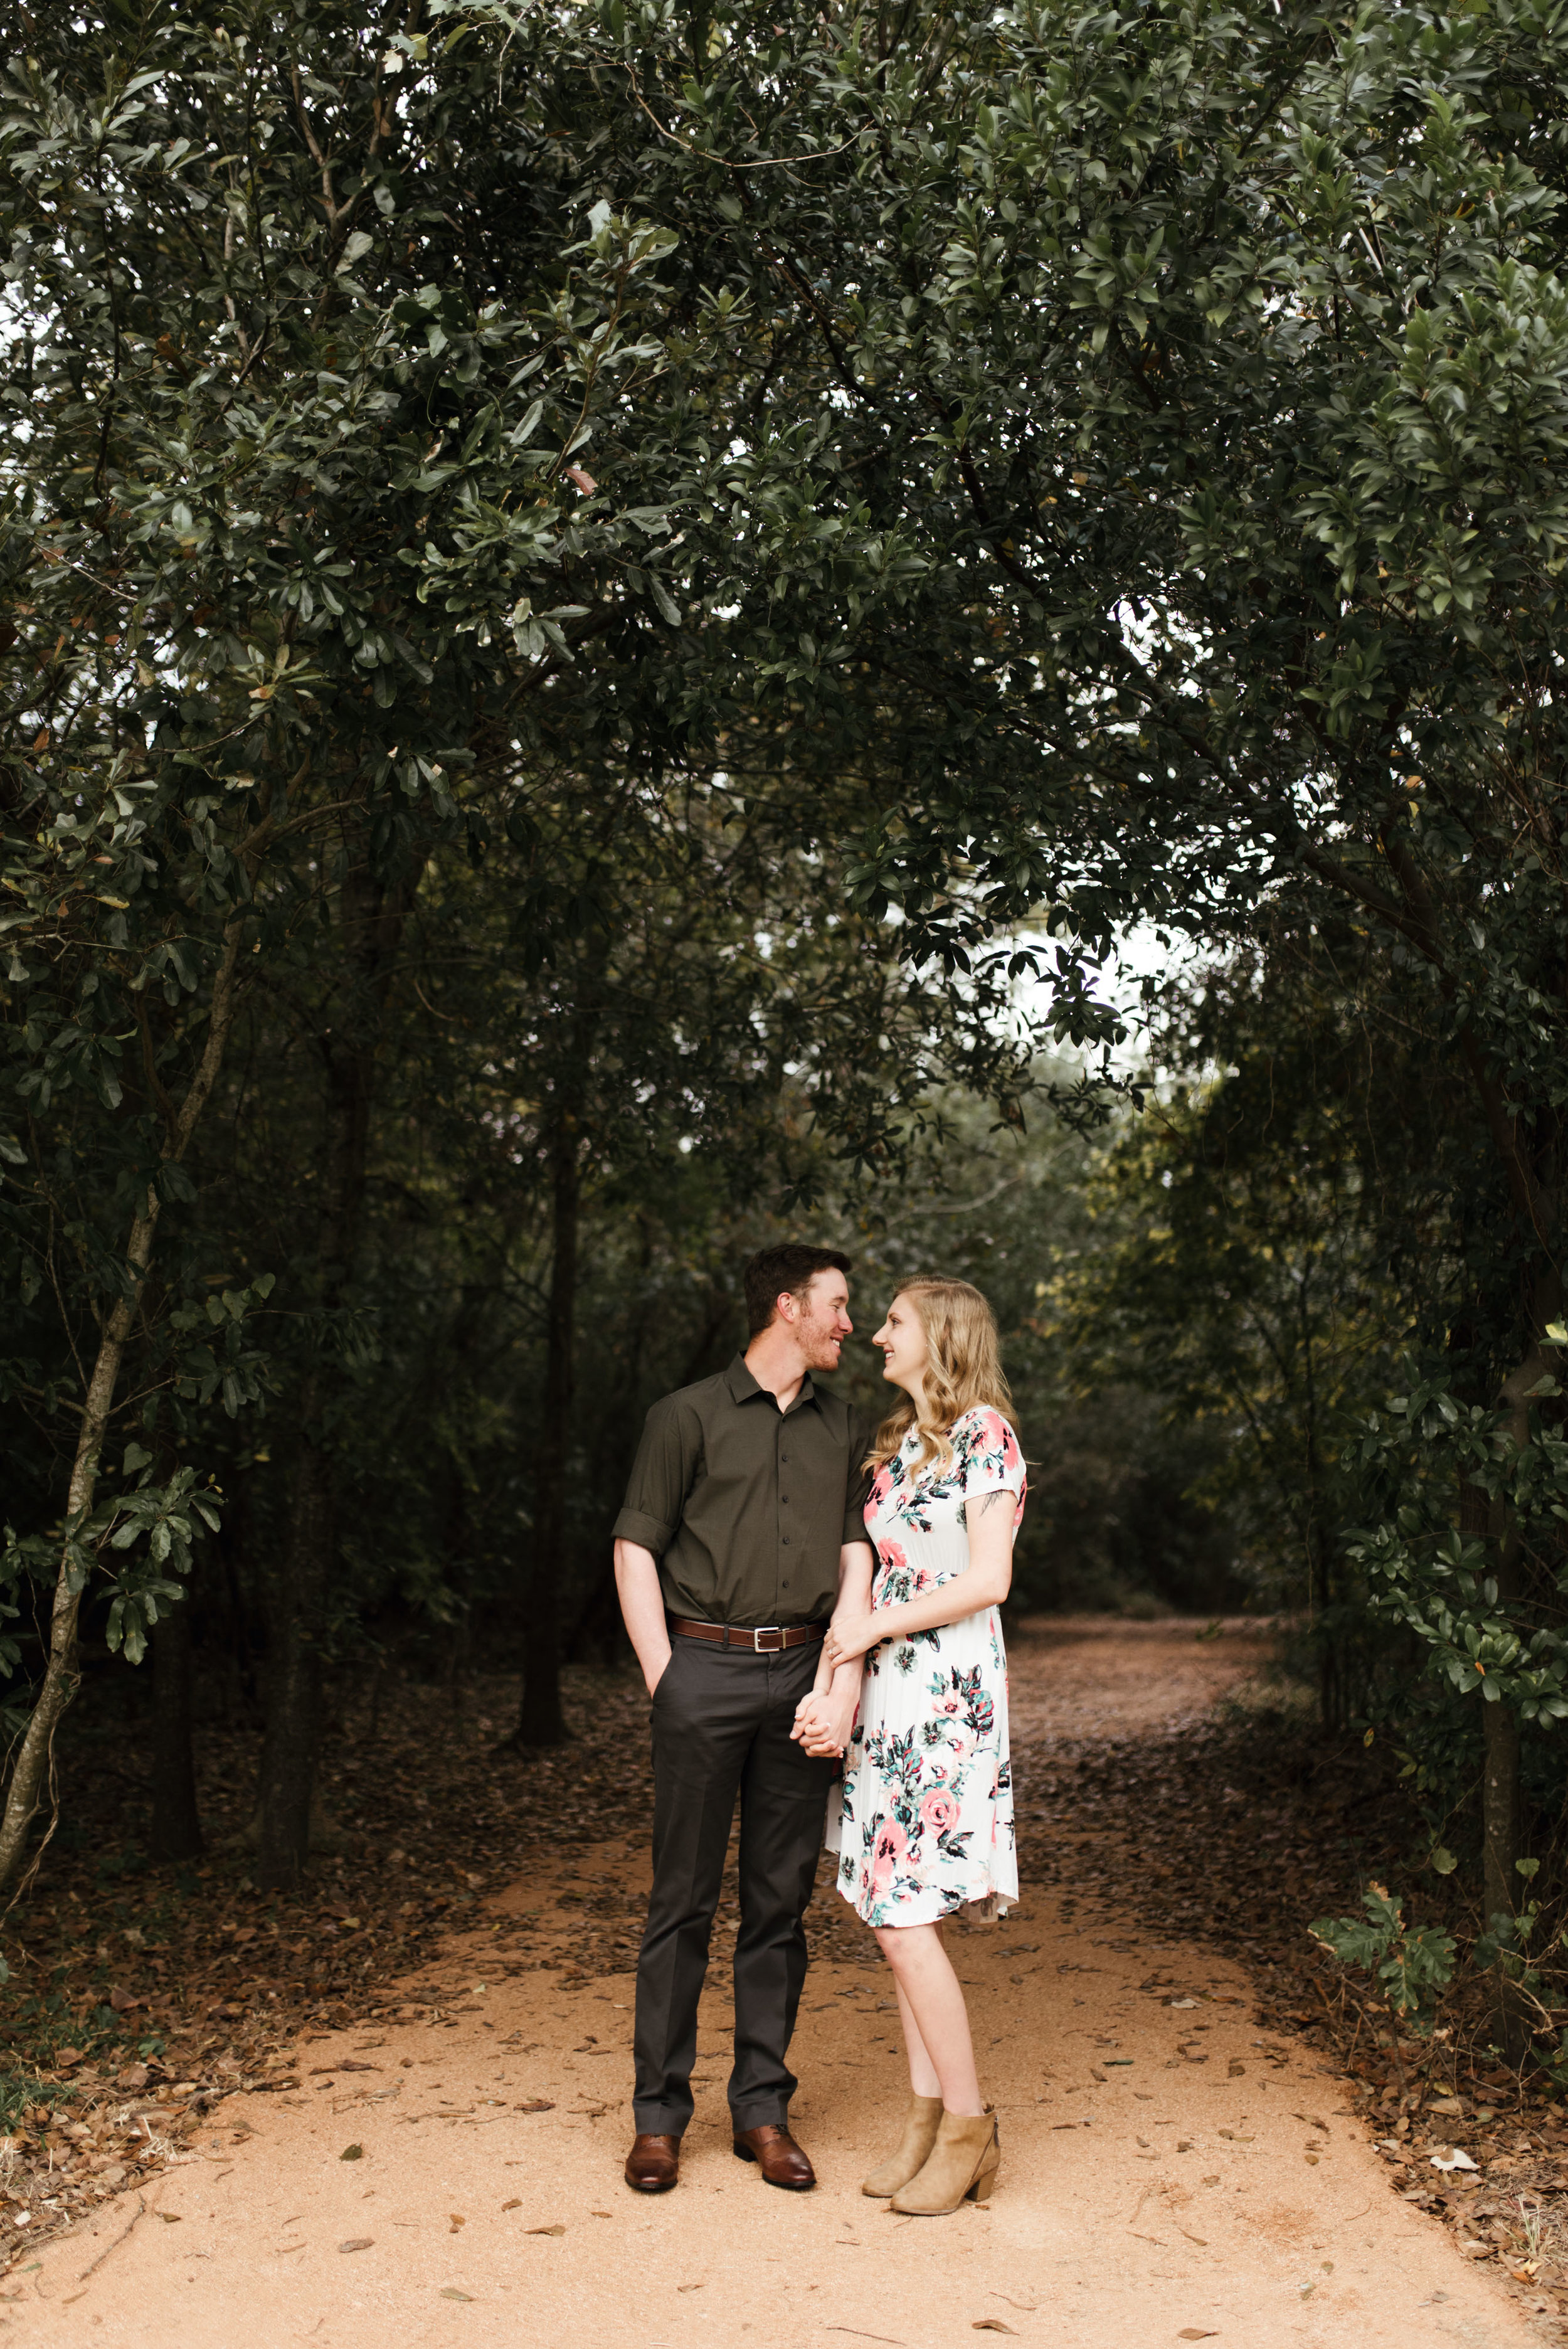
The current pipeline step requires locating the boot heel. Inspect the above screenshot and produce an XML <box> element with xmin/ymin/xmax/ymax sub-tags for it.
<box><xmin>967</xmin><ymin>2135</ymin><xmax>1002</xmax><ymax>2202</ymax></box>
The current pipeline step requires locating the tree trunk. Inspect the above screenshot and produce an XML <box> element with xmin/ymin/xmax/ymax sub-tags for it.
<box><xmin>0</xmin><ymin>913</ymin><xmax>247</xmax><ymax>1899</ymax></box>
<box><xmin>257</xmin><ymin>1407</ymin><xmax>336</xmax><ymax>1887</ymax></box>
<box><xmin>1482</xmin><ymin>1691</ymin><xmax>1522</xmax><ymax>1927</ymax></box>
<box><xmin>149</xmin><ymin>1590</ymin><xmax>203</xmax><ymax>1862</ymax></box>
<box><xmin>514</xmin><ymin>1105</ymin><xmax>581</xmax><ymax>1747</ymax></box>
<box><xmin>1485</xmin><ymin>1328</ymin><xmax>1556</xmax><ymax>2056</ymax></box>
<box><xmin>255</xmin><ymin>861</ymin><xmax>407</xmax><ymax>1888</ymax></box>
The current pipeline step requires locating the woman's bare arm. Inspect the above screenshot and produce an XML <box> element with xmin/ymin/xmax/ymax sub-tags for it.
<box><xmin>792</xmin><ymin>1540</ymin><xmax>875</xmax><ymax>1753</ymax></box>
<box><xmin>822</xmin><ymin>1493</ymin><xmax>1015</xmax><ymax>1667</ymax></box>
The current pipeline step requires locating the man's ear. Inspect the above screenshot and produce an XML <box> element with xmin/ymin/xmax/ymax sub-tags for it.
<box><xmin>775</xmin><ymin>1290</ymin><xmax>799</xmax><ymax>1325</ymax></box>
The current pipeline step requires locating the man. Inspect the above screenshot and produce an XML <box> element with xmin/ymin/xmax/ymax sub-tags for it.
<box><xmin>612</xmin><ymin>1243</ymin><xmax>874</xmax><ymax>2193</ymax></box>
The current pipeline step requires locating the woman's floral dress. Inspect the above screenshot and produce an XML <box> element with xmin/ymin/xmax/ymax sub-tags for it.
<box><xmin>826</xmin><ymin>1406</ymin><xmax>1025</xmax><ymax>1927</ymax></box>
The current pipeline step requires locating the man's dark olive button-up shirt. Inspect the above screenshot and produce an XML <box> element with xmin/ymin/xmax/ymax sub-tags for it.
<box><xmin>612</xmin><ymin>1354</ymin><xmax>872</xmax><ymax>1628</ymax></box>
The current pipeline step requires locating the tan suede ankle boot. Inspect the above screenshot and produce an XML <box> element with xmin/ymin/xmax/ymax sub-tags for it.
<box><xmin>889</xmin><ymin>2106</ymin><xmax>1000</xmax><ymax>2215</ymax></box>
<box><xmin>861</xmin><ymin>2094</ymin><xmax>943</xmax><ymax>2198</ymax></box>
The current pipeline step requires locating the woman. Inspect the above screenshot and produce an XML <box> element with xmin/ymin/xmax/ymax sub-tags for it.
<box><xmin>820</xmin><ymin>1275</ymin><xmax>1024</xmax><ymax>2216</ymax></box>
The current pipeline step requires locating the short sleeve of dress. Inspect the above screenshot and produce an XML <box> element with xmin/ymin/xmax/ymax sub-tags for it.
<box><xmin>955</xmin><ymin>1408</ymin><xmax>1026</xmax><ymax>1503</ymax></box>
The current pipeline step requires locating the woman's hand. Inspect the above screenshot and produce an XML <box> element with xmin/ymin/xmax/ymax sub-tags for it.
<box><xmin>823</xmin><ymin>1611</ymin><xmax>881</xmax><ymax>1669</ymax></box>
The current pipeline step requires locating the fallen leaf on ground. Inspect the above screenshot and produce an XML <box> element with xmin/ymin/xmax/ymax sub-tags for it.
<box><xmin>440</xmin><ymin>2288</ymin><xmax>473</xmax><ymax>2302</ymax></box>
<box><xmin>516</xmin><ymin>2099</ymin><xmax>554</xmax><ymax>2113</ymax></box>
<box><xmin>338</xmin><ymin>2238</ymin><xmax>374</xmax><ymax>2254</ymax></box>
<box><xmin>972</xmin><ymin>2324</ymin><xmax>1016</xmax><ymax>2335</ymax></box>
<box><xmin>448</xmin><ymin>2215</ymin><xmax>465</xmax><ymax>2231</ymax></box>
<box><xmin>159</xmin><ymin>2214</ymin><xmax>181</xmax><ymax>2225</ymax></box>
<box><xmin>501</xmin><ymin>2198</ymin><xmax>521</xmax><ymax>2211</ymax></box>
<box><xmin>1177</xmin><ymin>2334</ymin><xmax>1219</xmax><ymax>2342</ymax></box>
<box><xmin>1431</xmin><ymin>2148</ymin><xmax>1479</xmax><ymax>2173</ymax></box>
<box><xmin>526</xmin><ymin>2224</ymin><xmax>565</xmax><ymax>2237</ymax></box>
<box><xmin>336</xmin><ymin>2060</ymin><xmax>381</xmax><ymax>2073</ymax></box>
<box><xmin>340</xmin><ymin>2145</ymin><xmax>363</xmax><ymax>2161</ymax></box>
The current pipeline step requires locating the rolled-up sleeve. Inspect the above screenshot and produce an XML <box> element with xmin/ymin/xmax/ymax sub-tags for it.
<box><xmin>613</xmin><ymin>1396</ymin><xmax>697</xmax><ymax>1557</ymax></box>
<box><xmin>841</xmin><ymin>1411</ymin><xmax>876</xmax><ymax>1545</ymax></box>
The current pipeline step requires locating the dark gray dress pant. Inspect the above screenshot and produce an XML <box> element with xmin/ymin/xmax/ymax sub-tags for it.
<box><xmin>633</xmin><ymin>1635</ymin><xmax>835</xmax><ymax>2136</ymax></box>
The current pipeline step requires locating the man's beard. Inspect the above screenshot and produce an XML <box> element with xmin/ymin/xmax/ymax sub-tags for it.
<box><xmin>798</xmin><ymin>1313</ymin><xmax>843</xmax><ymax>1371</ymax></box>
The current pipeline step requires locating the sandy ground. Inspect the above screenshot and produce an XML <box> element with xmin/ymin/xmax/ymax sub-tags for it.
<box><xmin>1005</xmin><ymin>1616</ymin><xmax>1285</xmax><ymax>1742</ymax></box>
<box><xmin>3</xmin><ymin>1623</ymin><xmax>1536</xmax><ymax>2349</ymax></box>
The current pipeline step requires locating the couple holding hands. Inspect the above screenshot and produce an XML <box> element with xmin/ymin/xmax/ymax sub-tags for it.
<box><xmin>612</xmin><ymin>1244</ymin><xmax>1025</xmax><ymax>2217</ymax></box>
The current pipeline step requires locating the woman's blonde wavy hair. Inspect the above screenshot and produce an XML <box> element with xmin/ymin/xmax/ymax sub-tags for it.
<box><xmin>866</xmin><ymin>1275</ymin><xmax>1014</xmax><ymax>1473</ymax></box>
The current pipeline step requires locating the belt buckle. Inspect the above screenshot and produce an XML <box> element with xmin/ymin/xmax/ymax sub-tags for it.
<box><xmin>751</xmin><ymin>1625</ymin><xmax>785</xmax><ymax>1653</ymax></box>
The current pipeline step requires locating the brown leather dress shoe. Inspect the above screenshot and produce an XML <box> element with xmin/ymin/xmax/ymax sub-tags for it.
<box><xmin>733</xmin><ymin>2123</ymin><xmax>816</xmax><ymax>2190</ymax></box>
<box><xmin>625</xmin><ymin>2132</ymin><xmax>681</xmax><ymax>2192</ymax></box>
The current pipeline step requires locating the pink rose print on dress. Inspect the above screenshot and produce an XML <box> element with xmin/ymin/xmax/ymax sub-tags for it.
<box><xmin>871</xmin><ymin>1820</ymin><xmax>907</xmax><ymax>1888</ymax></box>
<box><xmin>919</xmin><ymin>1788</ymin><xmax>960</xmax><ymax>1837</ymax></box>
<box><xmin>992</xmin><ymin>1414</ymin><xmax>1022</xmax><ymax>1469</ymax></box>
<box><xmin>876</xmin><ymin>1538</ymin><xmax>908</xmax><ymax>1573</ymax></box>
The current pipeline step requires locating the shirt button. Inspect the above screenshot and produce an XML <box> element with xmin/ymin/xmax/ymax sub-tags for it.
<box><xmin>781</xmin><ymin>1495</ymin><xmax>790</xmax><ymax>1505</ymax></box>
<box><xmin>782</xmin><ymin>1535</ymin><xmax>790</xmax><ymax>1546</ymax></box>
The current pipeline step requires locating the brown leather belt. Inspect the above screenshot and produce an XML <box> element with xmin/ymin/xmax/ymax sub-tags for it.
<box><xmin>667</xmin><ymin>1615</ymin><xmax>827</xmax><ymax>1654</ymax></box>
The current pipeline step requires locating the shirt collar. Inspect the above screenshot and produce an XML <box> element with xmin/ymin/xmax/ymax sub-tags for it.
<box><xmin>724</xmin><ymin>1352</ymin><xmax>818</xmax><ymax>1413</ymax></box>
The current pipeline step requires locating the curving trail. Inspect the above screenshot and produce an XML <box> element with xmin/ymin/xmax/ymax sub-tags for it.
<box><xmin>6</xmin><ymin>1623</ymin><xmax>1536</xmax><ymax>2349</ymax></box>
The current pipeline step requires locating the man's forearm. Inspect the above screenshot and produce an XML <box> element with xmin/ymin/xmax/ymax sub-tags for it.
<box><xmin>614</xmin><ymin>1538</ymin><xmax>671</xmax><ymax>1695</ymax></box>
<box><xmin>827</xmin><ymin>1657</ymin><xmax>861</xmax><ymax>1712</ymax></box>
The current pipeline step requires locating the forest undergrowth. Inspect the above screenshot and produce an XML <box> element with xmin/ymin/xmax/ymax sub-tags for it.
<box><xmin>1</xmin><ymin>1652</ymin><xmax>1566</xmax><ymax>2305</ymax></box>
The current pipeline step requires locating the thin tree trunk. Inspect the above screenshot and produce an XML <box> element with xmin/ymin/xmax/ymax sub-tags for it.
<box><xmin>1482</xmin><ymin>1692</ymin><xmax>1522</xmax><ymax>1927</ymax></box>
<box><xmin>149</xmin><ymin>1591</ymin><xmax>203</xmax><ymax>1862</ymax></box>
<box><xmin>514</xmin><ymin>1105</ymin><xmax>580</xmax><ymax>1747</ymax></box>
<box><xmin>255</xmin><ymin>861</ymin><xmax>407</xmax><ymax>1889</ymax></box>
<box><xmin>0</xmin><ymin>913</ymin><xmax>247</xmax><ymax>1899</ymax></box>
<box><xmin>1484</xmin><ymin>1322</ymin><xmax>1558</xmax><ymax>2055</ymax></box>
<box><xmin>257</xmin><ymin>1408</ymin><xmax>334</xmax><ymax>1886</ymax></box>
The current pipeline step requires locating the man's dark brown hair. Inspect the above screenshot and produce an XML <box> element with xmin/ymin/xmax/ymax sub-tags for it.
<box><xmin>743</xmin><ymin>1244</ymin><xmax>852</xmax><ymax>1339</ymax></box>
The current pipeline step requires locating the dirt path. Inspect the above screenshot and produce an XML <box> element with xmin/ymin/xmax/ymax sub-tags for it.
<box><xmin>4</xmin><ymin>1625</ymin><xmax>1537</xmax><ymax>2348</ymax></box>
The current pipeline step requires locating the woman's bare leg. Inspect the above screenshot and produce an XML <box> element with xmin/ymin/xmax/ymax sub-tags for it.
<box><xmin>893</xmin><ymin>1973</ymin><xmax>941</xmax><ymax>2097</ymax></box>
<box><xmin>874</xmin><ymin>1919</ymin><xmax>983</xmax><ymax>2113</ymax></box>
